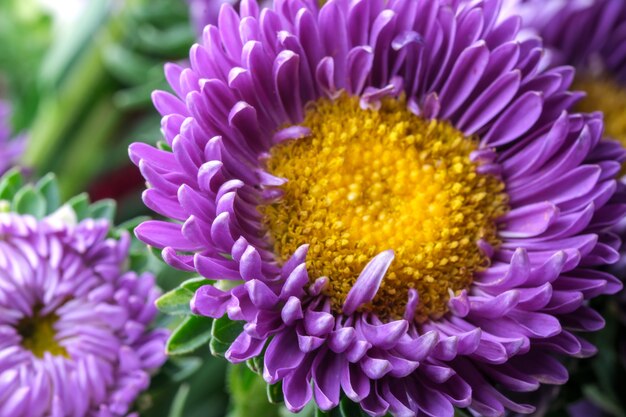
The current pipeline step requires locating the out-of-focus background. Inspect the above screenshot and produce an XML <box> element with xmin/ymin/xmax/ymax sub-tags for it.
<box><xmin>1</xmin><ymin>0</ymin><xmax>193</xmax><ymax>220</ymax></box>
<box><xmin>0</xmin><ymin>1</ymin><xmax>230</xmax><ymax>415</ymax></box>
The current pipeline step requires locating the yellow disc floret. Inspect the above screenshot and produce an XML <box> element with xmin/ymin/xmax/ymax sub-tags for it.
<box><xmin>18</xmin><ymin>307</ymin><xmax>68</xmax><ymax>358</ymax></box>
<box><xmin>262</xmin><ymin>95</ymin><xmax>508</xmax><ymax>321</ymax></box>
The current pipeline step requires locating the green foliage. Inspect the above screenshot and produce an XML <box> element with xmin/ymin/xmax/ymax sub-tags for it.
<box><xmin>156</xmin><ymin>278</ymin><xmax>209</xmax><ymax>315</ymax></box>
<box><xmin>0</xmin><ymin>169</ymin><xmax>115</xmax><ymax>221</ymax></box>
<box><xmin>167</xmin><ymin>315</ymin><xmax>214</xmax><ymax>356</ymax></box>
<box><xmin>227</xmin><ymin>364</ymin><xmax>284</xmax><ymax>417</ymax></box>
<box><xmin>210</xmin><ymin>316</ymin><xmax>244</xmax><ymax>358</ymax></box>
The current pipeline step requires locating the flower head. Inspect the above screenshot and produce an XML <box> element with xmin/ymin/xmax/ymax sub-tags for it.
<box><xmin>0</xmin><ymin>182</ymin><xmax>167</xmax><ymax>416</ymax></box>
<box><xmin>131</xmin><ymin>0</ymin><xmax>626</xmax><ymax>415</ymax></box>
<box><xmin>0</xmin><ymin>100</ymin><xmax>25</xmax><ymax>175</ymax></box>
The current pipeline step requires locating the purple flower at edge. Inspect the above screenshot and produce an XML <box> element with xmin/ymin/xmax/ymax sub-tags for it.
<box><xmin>0</xmin><ymin>213</ymin><xmax>167</xmax><ymax>417</ymax></box>
<box><xmin>131</xmin><ymin>0</ymin><xmax>626</xmax><ymax>416</ymax></box>
<box><xmin>501</xmin><ymin>0</ymin><xmax>626</xmax><ymax>173</ymax></box>
<box><xmin>0</xmin><ymin>100</ymin><xmax>25</xmax><ymax>175</ymax></box>
<box><xmin>502</xmin><ymin>0</ymin><xmax>626</xmax><ymax>80</ymax></box>
<box><xmin>187</xmin><ymin>0</ymin><xmax>240</xmax><ymax>36</ymax></box>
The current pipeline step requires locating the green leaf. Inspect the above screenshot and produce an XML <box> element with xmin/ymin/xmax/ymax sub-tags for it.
<box><xmin>87</xmin><ymin>199</ymin><xmax>116</xmax><ymax>222</ymax></box>
<box><xmin>227</xmin><ymin>364</ymin><xmax>283</xmax><ymax>417</ymax></box>
<box><xmin>66</xmin><ymin>193</ymin><xmax>90</xmax><ymax>220</ymax></box>
<box><xmin>104</xmin><ymin>44</ymin><xmax>158</xmax><ymax>85</ymax></box>
<box><xmin>0</xmin><ymin>169</ymin><xmax>24</xmax><ymax>200</ymax></box>
<box><xmin>166</xmin><ymin>357</ymin><xmax>203</xmax><ymax>383</ymax></box>
<box><xmin>35</xmin><ymin>173</ymin><xmax>60</xmax><ymax>214</ymax></box>
<box><xmin>246</xmin><ymin>355</ymin><xmax>264</xmax><ymax>375</ymax></box>
<box><xmin>211</xmin><ymin>315</ymin><xmax>244</xmax><ymax>344</ymax></box>
<box><xmin>168</xmin><ymin>384</ymin><xmax>191</xmax><ymax>417</ymax></box>
<box><xmin>12</xmin><ymin>185</ymin><xmax>46</xmax><ymax>218</ymax></box>
<box><xmin>209</xmin><ymin>337</ymin><xmax>232</xmax><ymax>358</ymax></box>
<box><xmin>166</xmin><ymin>315</ymin><xmax>214</xmax><ymax>356</ymax></box>
<box><xmin>156</xmin><ymin>278</ymin><xmax>208</xmax><ymax>315</ymax></box>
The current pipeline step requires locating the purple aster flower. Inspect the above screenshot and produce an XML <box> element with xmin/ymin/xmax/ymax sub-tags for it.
<box><xmin>0</xmin><ymin>213</ymin><xmax>167</xmax><ymax>416</ymax></box>
<box><xmin>502</xmin><ymin>0</ymin><xmax>626</xmax><ymax>155</ymax></box>
<box><xmin>567</xmin><ymin>399</ymin><xmax>606</xmax><ymax>417</ymax></box>
<box><xmin>131</xmin><ymin>0</ymin><xmax>626</xmax><ymax>415</ymax></box>
<box><xmin>0</xmin><ymin>100</ymin><xmax>25</xmax><ymax>175</ymax></box>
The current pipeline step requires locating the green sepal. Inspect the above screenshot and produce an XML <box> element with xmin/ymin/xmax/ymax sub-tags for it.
<box><xmin>66</xmin><ymin>192</ymin><xmax>90</xmax><ymax>221</ymax></box>
<box><xmin>156</xmin><ymin>277</ymin><xmax>208</xmax><ymax>315</ymax></box>
<box><xmin>166</xmin><ymin>315</ymin><xmax>214</xmax><ymax>356</ymax></box>
<box><xmin>246</xmin><ymin>354</ymin><xmax>264</xmax><ymax>375</ymax></box>
<box><xmin>267</xmin><ymin>381</ymin><xmax>284</xmax><ymax>404</ymax></box>
<box><xmin>12</xmin><ymin>185</ymin><xmax>46</xmax><ymax>218</ymax></box>
<box><xmin>0</xmin><ymin>169</ymin><xmax>24</xmax><ymax>201</ymax></box>
<box><xmin>35</xmin><ymin>173</ymin><xmax>61</xmax><ymax>214</ymax></box>
<box><xmin>87</xmin><ymin>199</ymin><xmax>116</xmax><ymax>222</ymax></box>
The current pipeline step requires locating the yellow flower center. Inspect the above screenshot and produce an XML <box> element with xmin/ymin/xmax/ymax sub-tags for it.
<box><xmin>18</xmin><ymin>307</ymin><xmax>68</xmax><ymax>358</ymax></box>
<box><xmin>262</xmin><ymin>95</ymin><xmax>508</xmax><ymax>321</ymax></box>
<box><xmin>575</xmin><ymin>75</ymin><xmax>626</xmax><ymax>172</ymax></box>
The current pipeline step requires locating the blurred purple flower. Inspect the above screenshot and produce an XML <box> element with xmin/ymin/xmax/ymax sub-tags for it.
<box><xmin>0</xmin><ymin>213</ymin><xmax>167</xmax><ymax>416</ymax></box>
<box><xmin>0</xmin><ymin>100</ymin><xmax>25</xmax><ymax>175</ymax></box>
<box><xmin>187</xmin><ymin>0</ymin><xmax>239</xmax><ymax>35</ymax></box>
<box><xmin>503</xmin><ymin>0</ymin><xmax>626</xmax><ymax>79</ymax></box>
<box><xmin>503</xmin><ymin>0</ymin><xmax>626</xmax><ymax>165</ymax></box>
<box><xmin>131</xmin><ymin>0</ymin><xmax>626</xmax><ymax>415</ymax></box>
<box><xmin>568</xmin><ymin>399</ymin><xmax>606</xmax><ymax>417</ymax></box>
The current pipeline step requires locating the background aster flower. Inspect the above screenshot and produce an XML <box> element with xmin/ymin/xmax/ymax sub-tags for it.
<box><xmin>0</xmin><ymin>100</ymin><xmax>25</xmax><ymax>175</ymax></box>
<box><xmin>187</xmin><ymin>0</ymin><xmax>239</xmax><ymax>35</ymax></box>
<box><xmin>0</xmin><ymin>171</ymin><xmax>167</xmax><ymax>417</ymax></box>
<box><xmin>502</xmin><ymin>0</ymin><xmax>626</xmax><ymax>158</ymax></box>
<box><xmin>131</xmin><ymin>0</ymin><xmax>626</xmax><ymax>416</ymax></box>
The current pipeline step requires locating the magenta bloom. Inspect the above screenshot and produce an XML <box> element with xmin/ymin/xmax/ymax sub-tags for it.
<box><xmin>0</xmin><ymin>100</ymin><xmax>25</xmax><ymax>175</ymax></box>
<box><xmin>131</xmin><ymin>0</ymin><xmax>626</xmax><ymax>415</ymax></box>
<box><xmin>0</xmin><ymin>214</ymin><xmax>167</xmax><ymax>417</ymax></box>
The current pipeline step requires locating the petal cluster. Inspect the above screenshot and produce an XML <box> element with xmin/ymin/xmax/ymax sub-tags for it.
<box><xmin>0</xmin><ymin>213</ymin><xmax>167</xmax><ymax>417</ymax></box>
<box><xmin>131</xmin><ymin>0</ymin><xmax>626</xmax><ymax>415</ymax></box>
